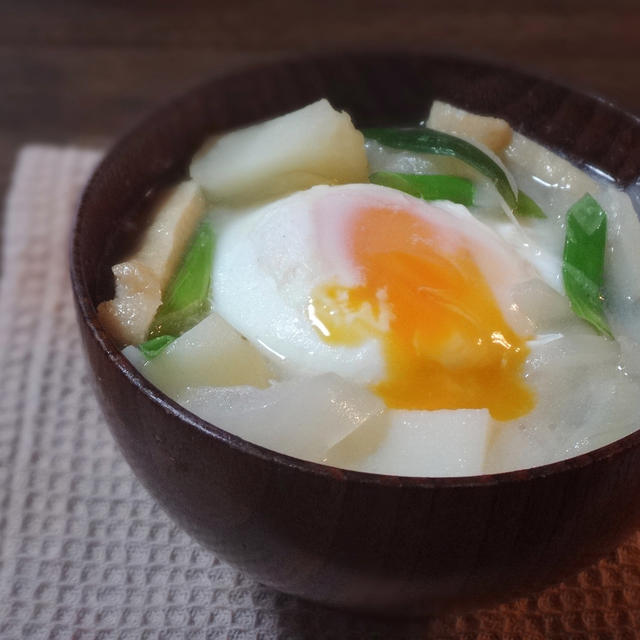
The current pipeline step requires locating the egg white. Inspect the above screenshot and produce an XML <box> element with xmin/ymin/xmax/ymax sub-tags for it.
<box><xmin>211</xmin><ymin>183</ymin><xmax>548</xmax><ymax>386</ymax></box>
<box><xmin>211</xmin><ymin>187</ymin><xmax>385</xmax><ymax>384</ymax></box>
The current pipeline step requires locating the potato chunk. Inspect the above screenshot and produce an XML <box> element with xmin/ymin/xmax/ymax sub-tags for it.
<box><xmin>190</xmin><ymin>99</ymin><xmax>369</xmax><ymax>204</ymax></box>
<box><xmin>327</xmin><ymin>409</ymin><xmax>492</xmax><ymax>476</ymax></box>
<box><xmin>427</xmin><ymin>100</ymin><xmax>513</xmax><ymax>154</ymax></box>
<box><xmin>98</xmin><ymin>180</ymin><xmax>205</xmax><ymax>345</ymax></box>
<box><xmin>122</xmin><ymin>312</ymin><xmax>272</xmax><ymax>398</ymax></box>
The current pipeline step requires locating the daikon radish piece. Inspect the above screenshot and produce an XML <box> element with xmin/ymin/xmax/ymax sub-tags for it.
<box><xmin>123</xmin><ymin>312</ymin><xmax>271</xmax><ymax>398</ymax></box>
<box><xmin>178</xmin><ymin>374</ymin><xmax>385</xmax><ymax>463</ymax></box>
<box><xmin>190</xmin><ymin>99</ymin><xmax>369</xmax><ymax>204</ymax></box>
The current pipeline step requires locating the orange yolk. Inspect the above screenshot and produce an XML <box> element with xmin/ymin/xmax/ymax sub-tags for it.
<box><xmin>309</xmin><ymin>206</ymin><xmax>534</xmax><ymax>421</ymax></box>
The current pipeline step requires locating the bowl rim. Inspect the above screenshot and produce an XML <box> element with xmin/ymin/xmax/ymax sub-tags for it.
<box><xmin>70</xmin><ymin>49</ymin><xmax>640</xmax><ymax>489</ymax></box>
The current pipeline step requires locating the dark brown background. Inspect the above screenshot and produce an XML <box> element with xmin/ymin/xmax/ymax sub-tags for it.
<box><xmin>3</xmin><ymin>0</ymin><xmax>640</xmax><ymax>203</ymax></box>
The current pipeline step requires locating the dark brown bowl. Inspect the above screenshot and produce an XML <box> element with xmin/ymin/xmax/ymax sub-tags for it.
<box><xmin>70</xmin><ymin>51</ymin><xmax>640</xmax><ymax>616</ymax></box>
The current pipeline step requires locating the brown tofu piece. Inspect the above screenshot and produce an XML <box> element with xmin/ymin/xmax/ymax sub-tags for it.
<box><xmin>427</xmin><ymin>101</ymin><xmax>513</xmax><ymax>154</ymax></box>
<box><xmin>97</xmin><ymin>180</ymin><xmax>205</xmax><ymax>346</ymax></box>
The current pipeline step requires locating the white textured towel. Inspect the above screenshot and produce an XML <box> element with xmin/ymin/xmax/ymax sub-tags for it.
<box><xmin>0</xmin><ymin>146</ymin><xmax>396</xmax><ymax>640</ymax></box>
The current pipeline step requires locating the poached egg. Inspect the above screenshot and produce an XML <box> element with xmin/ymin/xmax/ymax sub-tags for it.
<box><xmin>212</xmin><ymin>183</ymin><xmax>540</xmax><ymax>420</ymax></box>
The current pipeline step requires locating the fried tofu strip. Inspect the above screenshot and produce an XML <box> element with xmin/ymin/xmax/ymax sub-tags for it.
<box><xmin>427</xmin><ymin>100</ymin><xmax>513</xmax><ymax>154</ymax></box>
<box><xmin>98</xmin><ymin>180</ymin><xmax>205</xmax><ymax>346</ymax></box>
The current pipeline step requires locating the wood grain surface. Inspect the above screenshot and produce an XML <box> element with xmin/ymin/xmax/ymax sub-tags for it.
<box><xmin>3</xmin><ymin>0</ymin><xmax>640</xmax><ymax>203</ymax></box>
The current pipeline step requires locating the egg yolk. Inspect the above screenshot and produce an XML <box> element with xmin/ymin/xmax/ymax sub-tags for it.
<box><xmin>308</xmin><ymin>206</ymin><xmax>534</xmax><ymax>421</ymax></box>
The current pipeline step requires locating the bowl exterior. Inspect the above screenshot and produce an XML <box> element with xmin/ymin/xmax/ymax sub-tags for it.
<box><xmin>72</xmin><ymin>52</ymin><xmax>640</xmax><ymax>614</ymax></box>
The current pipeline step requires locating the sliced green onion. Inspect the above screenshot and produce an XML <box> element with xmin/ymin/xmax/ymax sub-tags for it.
<box><xmin>369</xmin><ymin>171</ymin><xmax>474</xmax><ymax>206</ymax></box>
<box><xmin>364</xmin><ymin>127</ymin><xmax>518</xmax><ymax>210</ymax></box>
<box><xmin>139</xmin><ymin>334</ymin><xmax>176</xmax><ymax>359</ymax></box>
<box><xmin>562</xmin><ymin>193</ymin><xmax>612</xmax><ymax>338</ymax></box>
<box><xmin>516</xmin><ymin>190</ymin><xmax>547</xmax><ymax>219</ymax></box>
<box><xmin>148</xmin><ymin>222</ymin><xmax>215</xmax><ymax>338</ymax></box>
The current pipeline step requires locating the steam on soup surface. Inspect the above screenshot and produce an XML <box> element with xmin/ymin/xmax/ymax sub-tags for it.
<box><xmin>98</xmin><ymin>99</ymin><xmax>640</xmax><ymax>476</ymax></box>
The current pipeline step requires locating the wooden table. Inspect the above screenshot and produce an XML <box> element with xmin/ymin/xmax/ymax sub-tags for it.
<box><xmin>3</xmin><ymin>0</ymin><xmax>640</xmax><ymax>203</ymax></box>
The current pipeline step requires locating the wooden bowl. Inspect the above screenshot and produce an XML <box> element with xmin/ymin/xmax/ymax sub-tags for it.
<box><xmin>70</xmin><ymin>52</ymin><xmax>640</xmax><ymax>616</ymax></box>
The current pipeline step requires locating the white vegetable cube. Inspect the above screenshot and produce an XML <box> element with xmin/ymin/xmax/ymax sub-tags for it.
<box><xmin>329</xmin><ymin>409</ymin><xmax>492</xmax><ymax>477</ymax></box>
<box><xmin>177</xmin><ymin>374</ymin><xmax>386</xmax><ymax>463</ymax></box>
<box><xmin>122</xmin><ymin>312</ymin><xmax>272</xmax><ymax>398</ymax></box>
<box><xmin>600</xmin><ymin>185</ymin><xmax>640</xmax><ymax>305</ymax></box>
<box><xmin>483</xmin><ymin>423</ymin><xmax>554</xmax><ymax>474</ymax></box>
<box><xmin>190</xmin><ymin>99</ymin><xmax>369</xmax><ymax>204</ymax></box>
<box><xmin>503</xmin><ymin>132</ymin><xmax>600</xmax><ymax>218</ymax></box>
